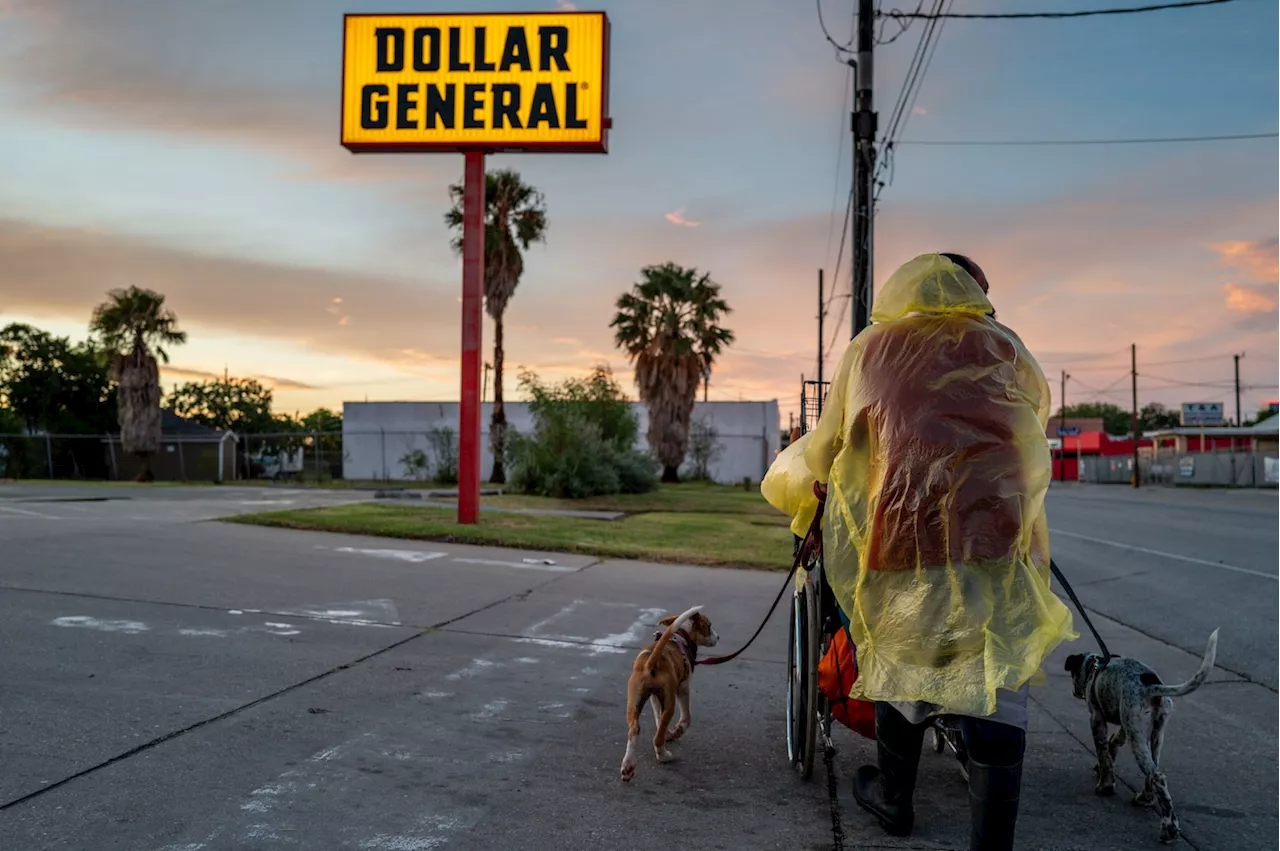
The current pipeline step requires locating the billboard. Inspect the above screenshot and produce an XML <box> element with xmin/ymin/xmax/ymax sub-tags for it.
<box><xmin>1180</xmin><ymin>402</ymin><xmax>1225</xmax><ymax>427</ymax></box>
<box><xmin>341</xmin><ymin>12</ymin><xmax>611</xmax><ymax>153</ymax></box>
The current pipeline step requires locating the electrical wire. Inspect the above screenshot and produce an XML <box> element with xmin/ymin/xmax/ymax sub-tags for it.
<box><xmin>896</xmin><ymin>131</ymin><xmax>1277</xmax><ymax>146</ymax></box>
<box><xmin>882</xmin><ymin>0</ymin><xmax>1243</xmax><ymax>21</ymax></box>
<box><xmin>874</xmin><ymin>0</ymin><xmax>949</xmax><ymax>201</ymax></box>
<box><xmin>877</xmin><ymin>1</ymin><xmax>925</xmax><ymax>43</ymax></box>
<box><xmin>818</xmin><ymin>0</ymin><xmax>857</xmax><ymax>53</ymax></box>
<box><xmin>823</xmin><ymin>65</ymin><xmax>855</xmax><ymax>278</ymax></box>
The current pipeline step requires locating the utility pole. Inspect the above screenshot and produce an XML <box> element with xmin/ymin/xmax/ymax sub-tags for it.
<box><xmin>817</xmin><ymin>269</ymin><xmax>825</xmax><ymax>417</ymax></box>
<box><xmin>1233</xmin><ymin>352</ymin><xmax>1244</xmax><ymax>425</ymax></box>
<box><xmin>1058</xmin><ymin>371</ymin><xmax>1069</xmax><ymax>482</ymax></box>
<box><xmin>1130</xmin><ymin>343</ymin><xmax>1140</xmax><ymax>489</ymax></box>
<box><xmin>850</xmin><ymin>0</ymin><xmax>877</xmax><ymax>339</ymax></box>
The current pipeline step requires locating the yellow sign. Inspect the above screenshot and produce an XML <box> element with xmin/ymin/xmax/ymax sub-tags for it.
<box><xmin>341</xmin><ymin>12</ymin><xmax>611</xmax><ymax>153</ymax></box>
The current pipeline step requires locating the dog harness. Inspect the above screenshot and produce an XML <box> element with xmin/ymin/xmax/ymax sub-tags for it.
<box><xmin>653</xmin><ymin>628</ymin><xmax>698</xmax><ymax>670</ymax></box>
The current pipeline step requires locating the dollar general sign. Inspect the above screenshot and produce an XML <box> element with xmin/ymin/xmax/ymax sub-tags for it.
<box><xmin>341</xmin><ymin>12</ymin><xmax>611</xmax><ymax>153</ymax></box>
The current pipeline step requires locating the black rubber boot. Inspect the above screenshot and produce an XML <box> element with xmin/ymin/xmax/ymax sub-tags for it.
<box><xmin>852</xmin><ymin>703</ymin><xmax>926</xmax><ymax>837</ymax></box>
<box><xmin>968</xmin><ymin>758</ymin><xmax>1023</xmax><ymax>851</ymax></box>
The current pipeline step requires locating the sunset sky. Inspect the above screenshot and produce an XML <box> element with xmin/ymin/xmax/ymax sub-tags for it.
<box><xmin>0</xmin><ymin>0</ymin><xmax>1276</xmax><ymax>425</ymax></box>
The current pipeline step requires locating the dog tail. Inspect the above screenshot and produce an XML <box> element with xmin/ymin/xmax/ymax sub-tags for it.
<box><xmin>1147</xmin><ymin>629</ymin><xmax>1219</xmax><ymax>699</ymax></box>
<box><xmin>647</xmin><ymin>606</ymin><xmax>702</xmax><ymax>676</ymax></box>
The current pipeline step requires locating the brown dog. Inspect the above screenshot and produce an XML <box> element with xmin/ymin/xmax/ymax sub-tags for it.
<box><xmin>619</xmin><ymin>606</ymin><xmax>718</xmax><ymax>782</ymax></box>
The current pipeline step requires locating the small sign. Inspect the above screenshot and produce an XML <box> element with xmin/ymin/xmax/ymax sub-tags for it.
<box><xmin>1265</xmin><ymin>457</ymin><xmax>1278</xmax><ymax>485</ymax></box>
<box><xmin>1179</xmin><ymin>457</ymin><xmax>1195</xmax><ymax>478</ymax></box>
<box><xmin>1180</xmin><ymin>402</ymin><xmax>1224</xmax><ymax>427</ymax></box>
<box><xmin>1056</xmin><ymin>426</ymin><xmax>1080</xmax><ymax>437</ymax></box>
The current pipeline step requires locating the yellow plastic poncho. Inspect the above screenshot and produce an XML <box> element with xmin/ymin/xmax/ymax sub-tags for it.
<box><xmin>763</xmin><ymin>253</ymin><xmax>1077</xmax><ymax>717</ymax></box>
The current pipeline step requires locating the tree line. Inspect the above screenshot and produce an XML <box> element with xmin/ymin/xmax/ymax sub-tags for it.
<box><xmin>0</xmin><ymin>295</ymin><xmax>341</xmax><ymax>481</ymax></box>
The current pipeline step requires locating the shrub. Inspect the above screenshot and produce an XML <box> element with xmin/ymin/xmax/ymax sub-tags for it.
<box><xmin>683</xmin><ymin>416</ymin><xmax>723</xmax><ymax>481</ymax></box>
<box><xmin>426</xmin><ymin>426</ymin><xmax>459</xmax><ymax>485</ymax></box>
<box><xmin>399</xmin><ymin>448</ymin><xmax>431</xmax><ymax>481</ymax></box>
<box><xmin>506</xmin><ymin>366</ymin><xmax>658</xmax><ymax>498</ymax></box>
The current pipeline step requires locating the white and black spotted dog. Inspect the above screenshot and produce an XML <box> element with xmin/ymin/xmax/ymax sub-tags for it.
<box><xmin>1064</xmin><ymin>628</ymin><xmax>1219</xmax><ymax>844</ymax></box>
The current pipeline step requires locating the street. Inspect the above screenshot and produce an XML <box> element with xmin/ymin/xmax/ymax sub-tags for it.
<box><xmin>0</xmin><ymin>483</ymin><xmax>1275</xmax><ymax>850</ymax></box>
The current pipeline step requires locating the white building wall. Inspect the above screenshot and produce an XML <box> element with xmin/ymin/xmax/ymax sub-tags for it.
<box><xmin>342</xmin><ymin>400</ymin><xmax>780</xmax><ymax>485</ymax></box>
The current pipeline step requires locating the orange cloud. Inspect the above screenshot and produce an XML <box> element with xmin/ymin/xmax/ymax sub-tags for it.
<box><xmin>1223</xmin><ymin>282</ymin><xmax>1278</xmax><ymax>314</ymax></box>
<box><xmin>664</xmin><ymin>208</ymin><xmax>702</xmax><ymax>228</ymax></box>
<box><xmin>1210</xmin><ymin>238</ymin><xmax>1278</xmax><ymax>283</ymax></box>
<box><xmin>160</xmin><ymin>365</ymin><xmax>317</xmax><ymax>390</ymax></box>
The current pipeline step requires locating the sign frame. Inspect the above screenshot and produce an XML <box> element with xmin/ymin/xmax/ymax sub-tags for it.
<box><xmin>340</xmin><ymin>11</ymin><xmax>612</xmax><ymax>155</ymax></box>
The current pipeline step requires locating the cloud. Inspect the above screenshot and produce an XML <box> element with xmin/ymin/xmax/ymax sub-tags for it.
<box><xmin>664</xmin><ymin>208</ymin><xmax>702</xmax><ymax>228</ymax></box>
<box><xmin>1210</xmin><ymin>238</ymin><xmax>1278</xmax><ymax>283</ymax></box>
<box><xmin>160</xmin><ymin>365</ymin><xmax>318</xmax><ymax>390</ymax></box>
<box><xmin>1223</xmin><ymin>282</ymin><xmax>1278</xmax><ymax>314</ymax></box>
<box><xmin>912</xmin><ymin>106</ymin><xmax>928</xmax><ymax>116</ymax></box>
<box><xmin>555</xmin><ymin>0</ymin><xmax>578</xmax><ymax>8</ymax></box>
<box><xmin>0</xmin><ymin>0</ymin><xmax>448</xmax><ymax>196</ymax></box>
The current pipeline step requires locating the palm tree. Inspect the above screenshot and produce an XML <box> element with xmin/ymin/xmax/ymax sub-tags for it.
<box><xmin>89</xmin><ymin>287</ymin><xmax>186</xmax><ymax>482</ymax></box>
<box><xmin>445</xmin><ymin>169</ymin><xmax>548</xmax><ymax>484</ymax></box>
<box><xmin>611</xmin><ymin>263</ymin><xmax>734</xmax><ymax>483</ymax></box>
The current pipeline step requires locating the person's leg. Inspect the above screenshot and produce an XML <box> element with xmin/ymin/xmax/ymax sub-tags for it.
<box><xmin>959</xmin><ymin>715</ymin><xmax>1026</xmax><ymax>851</ymax></box>
<box><xmin>852</xmin><ymin>701</ymin><xmax>929</xmax><ymax>836</ymax></box>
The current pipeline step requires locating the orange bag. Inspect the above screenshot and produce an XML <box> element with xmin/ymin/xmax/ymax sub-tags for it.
<box><xmin>818</xmin><ymin>627</ymin><xmax>877</xmax><ymax>740</ymax></box>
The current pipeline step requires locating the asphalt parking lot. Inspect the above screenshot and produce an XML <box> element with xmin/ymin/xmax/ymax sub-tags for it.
<box><xmin>0</xmin><ymin>482</ymin><xmax>1274</xmax><ymax>850</ymax></box>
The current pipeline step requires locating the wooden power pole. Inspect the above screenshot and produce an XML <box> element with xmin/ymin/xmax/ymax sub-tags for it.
<box><xmin>850</xmin><ymin>0</ymin><xmax>877</xmax><ymax>338</ymax></box>
<box><xmin>1130</xmin><ymin>343</ymin><xmax>1140</xmax><ymax>489</ymax></box>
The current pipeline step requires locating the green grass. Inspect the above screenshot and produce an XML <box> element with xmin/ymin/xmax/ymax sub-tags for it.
<box><xmin>227</xmin><ymin>483</ymin><xmax>794</xmax><ymax>570</ymax></box>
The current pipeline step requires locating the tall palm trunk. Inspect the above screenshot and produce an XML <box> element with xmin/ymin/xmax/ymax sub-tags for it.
<box><xmin>489</xmin><ymin>314</ymin><xmax>507</xmax><ymax>485</ymax></box>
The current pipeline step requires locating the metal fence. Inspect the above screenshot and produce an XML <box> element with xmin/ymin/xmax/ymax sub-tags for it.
<box><xmin>0</xmin><ymin>432</ymin><xmax>346</xmax><ymax>483</ymax></box>
<box><xmin>1079</xmin><ymin>449</ymin><xmax>1279</xmax><ymax>489</ymax></box>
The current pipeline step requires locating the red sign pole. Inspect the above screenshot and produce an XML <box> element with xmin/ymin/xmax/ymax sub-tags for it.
<box><xmin>458</xmin><ymin>150</ymin><xmax>485</xmax><ymax>524</ymax></box>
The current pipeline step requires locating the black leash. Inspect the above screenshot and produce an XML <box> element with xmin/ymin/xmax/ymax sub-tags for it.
<box><xmin>1050</xmin><ymin>558</ymin><xmax>1113</xmax><ymax>664</ymax></box>
<box><xmin>697</xmin><ymin>493</ymin><xmax>826</xmax><ymax>667</ymax></box>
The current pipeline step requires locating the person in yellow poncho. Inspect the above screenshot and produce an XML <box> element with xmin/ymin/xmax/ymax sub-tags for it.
<box><xmin>765</xmin><ymin>253</ymin><xmax>1076</xmax><ymax>851</ymax></box>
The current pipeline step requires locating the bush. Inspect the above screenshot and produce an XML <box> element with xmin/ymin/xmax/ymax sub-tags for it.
<box><xmin>399</xmin><ymin>448</ymin><xmax>431</xmax><ymax>481</ymax></box>
<box><xmin>683</xmin><ymin>416</ymin><xmax>723</xmax><ymax>481</ymax></box>
<box><xmin>427</xmin><ymin>426</ymin><xmax>459</xmax><ymax>484</ymax></box>
<box><xmin>506</xmin><ymin>366</ymin><xmax>658</xmax><ymax>498</ymax></box>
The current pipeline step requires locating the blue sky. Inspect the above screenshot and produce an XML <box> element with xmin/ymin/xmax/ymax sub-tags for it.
<box><xmin>0</xmin><ymin>0</ymin><xmax>1275</xmax><ymax>421</ymax></box>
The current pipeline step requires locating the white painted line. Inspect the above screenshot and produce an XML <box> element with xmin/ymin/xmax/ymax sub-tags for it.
<box><xmin>52</xmin><ymin>616</ymin><xmax>149</xmax><ymax>634</ymax></box>
<box><xmin>589</xmin><ymin>607</ymin><xmax>667</xmax><ymax>655</ymax></box>
<box><xmin>1051</xmin><ymin>528</ymin><xmax>1276</xmax><ymax>581</ymax></box>
<box><xmin>451</xmin><ymin>556</ymin><xmax>575</xmax><ymax>572</ymax></box>
<box><xmin>334</xmin><ymin>546</ymin><xmax>447</xmax><ymax>563</ymax></box>
<box><xmin>0</xmin><ymin>504</ymin><xmax>60</xmax><ymax>519</ymax></box>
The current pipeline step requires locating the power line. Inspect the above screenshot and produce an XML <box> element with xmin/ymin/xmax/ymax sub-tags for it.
<box><xmin>817</xmin><ymin>0</ymin><xmax>857</xmax><ymax>52</ymax></box>
<box><xmin>882</xmin><ymin>0</ymin><xmax>1244</xmax><ymax>21</ymax></box>
<box><xmin>823</xmin><ymin>64</ymin><xmax>855</xmax><ymax>276</ymax></box>
<box><xmin>875</xmin><ymin>0</ymin><xmax>950</xmax><ymax>200</ymax></box>
<box><xmin>896</xmin><ymin>131</ymin><xmax>1277</xmax><ymax>147</ymax></box>
<box><xmin>877</xmin><ymin>1</ymin><xmax>925</xmax><ymax>43</ymax></box>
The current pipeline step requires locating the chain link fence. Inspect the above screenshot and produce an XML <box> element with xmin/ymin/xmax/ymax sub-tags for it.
<box><xmin>1078</xmin><ymin>448</ymin><xmax>1279</xmax><ymax>488</ymax></box>
<box><xmin>0</xmin><ymin>432</ymin><xmax>346</xmax><ymax>483</ymax></box>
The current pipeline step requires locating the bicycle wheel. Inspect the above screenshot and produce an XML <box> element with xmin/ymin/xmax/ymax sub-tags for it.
<box><xmin>791</xmin><ymin>584</ymin><xmax>821</xmax><ymax>779</ymax></box>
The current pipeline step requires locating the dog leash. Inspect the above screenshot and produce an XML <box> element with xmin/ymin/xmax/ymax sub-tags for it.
<box><xmin>1049</xmin><ymin>558</ymin><xmax>1113</xmax><ymax>665</ymax></box>
<box><xmin>697</xmin><ymin>488</ymin><xmax>827</xmax><ymax>667</ymax></box>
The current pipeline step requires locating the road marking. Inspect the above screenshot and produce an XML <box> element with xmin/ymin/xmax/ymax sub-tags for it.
<box><xmin>52</xmin><ymin>616</ymin><xmax>149</xmax><ymax>634</ymax></box>
<box><xmin>0</xmin><ymin>504</ymin><xmax>60</xmax><ymax>519</ymax></box>
<box><xmin>1051</xmin><ymin>528</ymin><xmax>1276</xmax><ymax>581</ymax></box>
<box><xmin>334</xmin><ymin>546</ymin><xmax>447</xmax><ymax>563</ymax></box>
<box><xmin>451</xmin><ymin>556</ymin><xmax>575</xmax><ymax>572</ymax></box>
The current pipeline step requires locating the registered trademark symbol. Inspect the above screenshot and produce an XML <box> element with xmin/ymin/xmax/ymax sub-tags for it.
<box><xmin>580</xmin><ymin>82</ymin><xmax>589</xmax><ymax>91</ymax></box>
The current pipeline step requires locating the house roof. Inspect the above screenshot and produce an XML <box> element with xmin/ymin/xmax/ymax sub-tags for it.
<box><xmin>106</xmin><ymin>410</ymin><xmax>229</xmax><ymax>441</ymax></box>
<box><xmin>160</xmin><ymin>410</ymin><xmax>223</xmax><ymax>437</ymax></box>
